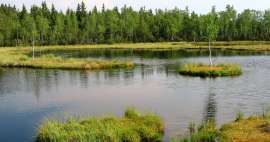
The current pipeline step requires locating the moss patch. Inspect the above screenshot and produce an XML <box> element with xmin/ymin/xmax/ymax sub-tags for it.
<box><xmin>36</xmin><ymin>108</ymin><xmax>164</xmax><ymax>142</ymax></box>
<box><xmin>178</xmin><ymin>63</ymin><xmax>242</xmax><ymax>77</ymax></box>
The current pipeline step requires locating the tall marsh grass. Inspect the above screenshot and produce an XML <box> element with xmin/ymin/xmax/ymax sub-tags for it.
<box><xmin>178</xmin><ymin>121</ymin><xmax>219</xmax><ymax>142</ymax></box>
<box><xmin>36</xmin><ymin>108</ymin><xmax>164</xmax><ymax>142</ymax></box>
<box><xmin>177</xmin><ymin>110</ymin><xmax>270</xmax><ymax>142</ymax></box>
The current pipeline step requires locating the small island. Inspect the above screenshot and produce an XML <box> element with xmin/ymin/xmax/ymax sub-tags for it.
<box><xmin>36</xmin><ymin>108</ymin><xmax>164</xmax><ymax>142</ymax></box>
<box><xmin>178</xmin><ymin>63</ymin><xmax>242</xmax><ymax>77</ymax></box>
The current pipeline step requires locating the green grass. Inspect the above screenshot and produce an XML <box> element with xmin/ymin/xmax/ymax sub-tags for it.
<box><xmin>220</xmin><ymin>116</ymin><xmax>270</xmax><ymax>142</ymax></box>
<box><xmin>0</xmin><ymin>48</ymin><xmax>133</xmax><ymax>70</ymax></box>
<box><xmin>177</xmin><ymin>121</ymin><xmax>219</xmax><ymax>142</ymax></box>
<box><xmin>178</xmin><ymin>63</ymin><xmax>242</xmax><ymax>77</ymax></box>
<box><xmin>36</xmin><ymin>108</ymin><xmax>164</xmax><ymax>142</ymax></box>
<box><xmin>0</xmin><ymin>41</ymin><xmax>268</xmax><ymax>70</ymax></box>
<box><xmin>5</xmin><ymin>41</ymin><xmax>270</xmax><ymax>51</ymax></box>
<box><xmin>176</xmin><ymin>112</ymin><xmax>270</xmax><ymax>142</ymax></box>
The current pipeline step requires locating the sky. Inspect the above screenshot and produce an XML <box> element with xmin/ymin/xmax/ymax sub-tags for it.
<box><xmin>2</xmin><ymin>0</ymin><xmax>270</xmax><ymax>14</ymax></box>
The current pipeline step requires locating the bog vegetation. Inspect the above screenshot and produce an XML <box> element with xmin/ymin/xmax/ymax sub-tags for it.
<box><xmin>0</xmin><ymin>48</ymin><xmax>133</xmax><ymax>70</ymax></box>
<box><xmin>177</xmin><ymin>114</ymin><xmax>270</xmax><ymax>142</ymax></box>
<box><xmin>36</xmin><ymin>108</ymin><xmax>164</xmax><ymax>142</ymax></box>
<box><xmin>37</xmin><ymin>107</ymin><xmax>270</xmax><ymax>142</ymax></box>
<box><xmin>178</xmin><ymin>63</ymin><xmax>242</xmax><ymax>77</ymax></box>
<box><xmin>2</xmin><ymin>2</ymin><xmax>270</xmax><ymax>46</ymax></box>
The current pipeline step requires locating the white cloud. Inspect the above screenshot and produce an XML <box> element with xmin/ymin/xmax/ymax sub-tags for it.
<box><xmin>1</xmin><ymin>0</ymin><xmax>270</xmax><ymax>13</ymax></box>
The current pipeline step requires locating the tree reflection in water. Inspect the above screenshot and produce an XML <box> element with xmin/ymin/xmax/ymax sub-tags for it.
<box><xmin>203</xmin><ymin>82</ymin><xmax>217</xmax><ymax>123</ymax></box>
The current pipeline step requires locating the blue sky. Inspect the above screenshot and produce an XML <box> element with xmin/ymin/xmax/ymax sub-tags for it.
<box><xmin>2</xmin><ymin>0</ymin><xmax>270</xmax><ymax>13</ymax></box>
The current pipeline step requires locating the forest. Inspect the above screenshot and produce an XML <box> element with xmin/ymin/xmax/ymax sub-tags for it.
<box><xmin>1</xmin><ymin>2</ymin><xmax>270</xmax><ymax>46</ymax></box>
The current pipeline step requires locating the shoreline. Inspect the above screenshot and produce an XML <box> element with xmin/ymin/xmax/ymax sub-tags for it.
<box><xmin>3</xmin><ymin>41</ymin><xmax>270</xmax><ymax>51</ymax></box>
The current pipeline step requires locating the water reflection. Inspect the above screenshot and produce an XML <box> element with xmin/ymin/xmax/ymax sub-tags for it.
<box><xmin>79</xmin><ymin>71</ymin><xmax>89</xmax><ymax>88</ymax></box>
<box><xmin>203</xmin><ymin>83</ymin><xmax>217</xmax><ymax>123</ymax></box>
<box><xmin>35</xmin><ymin>48</ymin><xmax>270</xmax><ymax>59</ymax></box>
<box><xmin>0</xmin><ymin>56</ymin><xmax>270</xmax><ymax>142</ymax></box>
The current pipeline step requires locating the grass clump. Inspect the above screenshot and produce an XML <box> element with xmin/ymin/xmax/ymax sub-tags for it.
<box><xmin>36</xmin><ymin>108</ymin><xmax>164</xmax><ymax>142</ymax></box>
<box><xmin>178</xmin><ymin>63</ymin><xmax>242</xmax><ymax>77</ymax></box>
<box><xmin>0</xmin><ymin>49</ymin><xmax>134</xmax><ymax>70</ymax></box>
<box><xmin>220</xmin><ymin>116</ymin><xmax>270</xmax><ymax>142</ymax></box>
<box><xmin>177</xmin><ymin>121</ymin><xmax>219</xmax><ymax>142</ymax></box>
<box><xmin>175</xmin><ymin>112</ymin><xmax>270</xmax><ymax>142</ymax></box>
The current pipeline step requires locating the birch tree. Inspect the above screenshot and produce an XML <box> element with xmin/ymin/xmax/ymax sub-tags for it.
<box><xmin>204</xmin><ymin>7</ymin><xmax>219</xmax><ymax>66</ymax></box>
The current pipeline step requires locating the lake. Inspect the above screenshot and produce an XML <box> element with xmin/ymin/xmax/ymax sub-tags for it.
<box><xmin>0</xmin><ymin>49</ymin><xmax>270</xmax><ymax>142</ymax></box>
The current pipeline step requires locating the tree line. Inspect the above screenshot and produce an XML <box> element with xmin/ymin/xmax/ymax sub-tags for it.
<box><xmin>1</xmin><ymin>2</ymin><xmax>270</xmax><ymax>47</ymax></box>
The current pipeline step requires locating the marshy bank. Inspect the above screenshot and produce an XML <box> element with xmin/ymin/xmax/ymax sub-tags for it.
<box><xmin>8</xmin><ymin>41</ymin><xmax>270</xmax><ymax>52</ymax></box>
<box><xmin>0</xmin><ymin>48</ymin><xmax>133</xmax><ymax>70</ymax></box>
<box><xmin>1</xmin><ymin>41</ymin><xmax>269</xmax><ymax>71</ymax></box>
<box><xmin>177</xmin><ymin>113</ymin><xmax>270</xmax><ymax>142</ymax></box>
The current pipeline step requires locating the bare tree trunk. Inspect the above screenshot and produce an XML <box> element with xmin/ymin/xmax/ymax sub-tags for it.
<box><xmin>208</xmin><ymin>38</ymin><xmax>213</xmax><ymax>66</ymax></box>
<box><xmin>32</xmin><ymin>34</ymin><xmax>35</xmax><ymax>60</ymax></box>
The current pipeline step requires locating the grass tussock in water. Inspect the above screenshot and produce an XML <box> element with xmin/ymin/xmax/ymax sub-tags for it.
<box><xmin>174</xmin><ymin>121</ymin><xmax>219</xmax><ymax>142</ymax></box>
<box><xmin>0</xmin><ymin>49</ymin><xmax>133</xmax><ymax>70</ymax></box>
<box><xmin>36</xmin><ymin>108</ymin><xmax>164</xmax><ymax>142</ymax></box>
<box><xmin>178</xmin><ymin>63</ymin><xmax>242</xmax><ymax>77</ymax></box>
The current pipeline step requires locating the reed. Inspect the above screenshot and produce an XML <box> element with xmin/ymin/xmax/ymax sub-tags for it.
<box><xmin>178</xmin><ymin>121</ymin><xmax>219</xmax><ymax>142</ymax></box>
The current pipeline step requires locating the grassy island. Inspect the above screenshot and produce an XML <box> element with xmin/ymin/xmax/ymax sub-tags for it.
<box><xmin>178</xmin><ymin>63</ymin><xmax>242</xmax><ymax>77</ymax></box>
<box><xmin>36</xmin><ymin>108</ymin><xmax>164</xmax><ymax>142</ymax></box>
<box><xmin>0</xmin><ymin>48</ymin><xmax>133</xmax><ymax>70</ymax></box>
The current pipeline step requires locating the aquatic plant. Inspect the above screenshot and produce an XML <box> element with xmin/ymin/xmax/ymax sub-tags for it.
<box><xmin>235</xmin><ymin>111</ymin><xmax>244</xmax><ymax>122</ymax></box>
<box><xmin>178</xmin><ymin>121</ymin><xmax>219</xmax><ymax>142</ymax></box>
<box><xmin>178</xmin><ymin>63</ymin><xmax>242</xmax><ymax>77</ymax></box>
<box><xmin>36</xmin><ymin>108</ymin><xmax>164</xmax><ymax>142</ymax></box>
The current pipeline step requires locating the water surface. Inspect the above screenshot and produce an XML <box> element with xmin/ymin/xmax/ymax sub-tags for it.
<box><xmin>1</xmin><ymin>49</ymin><xmax>270</xmax><ymax>142</ymax></box>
